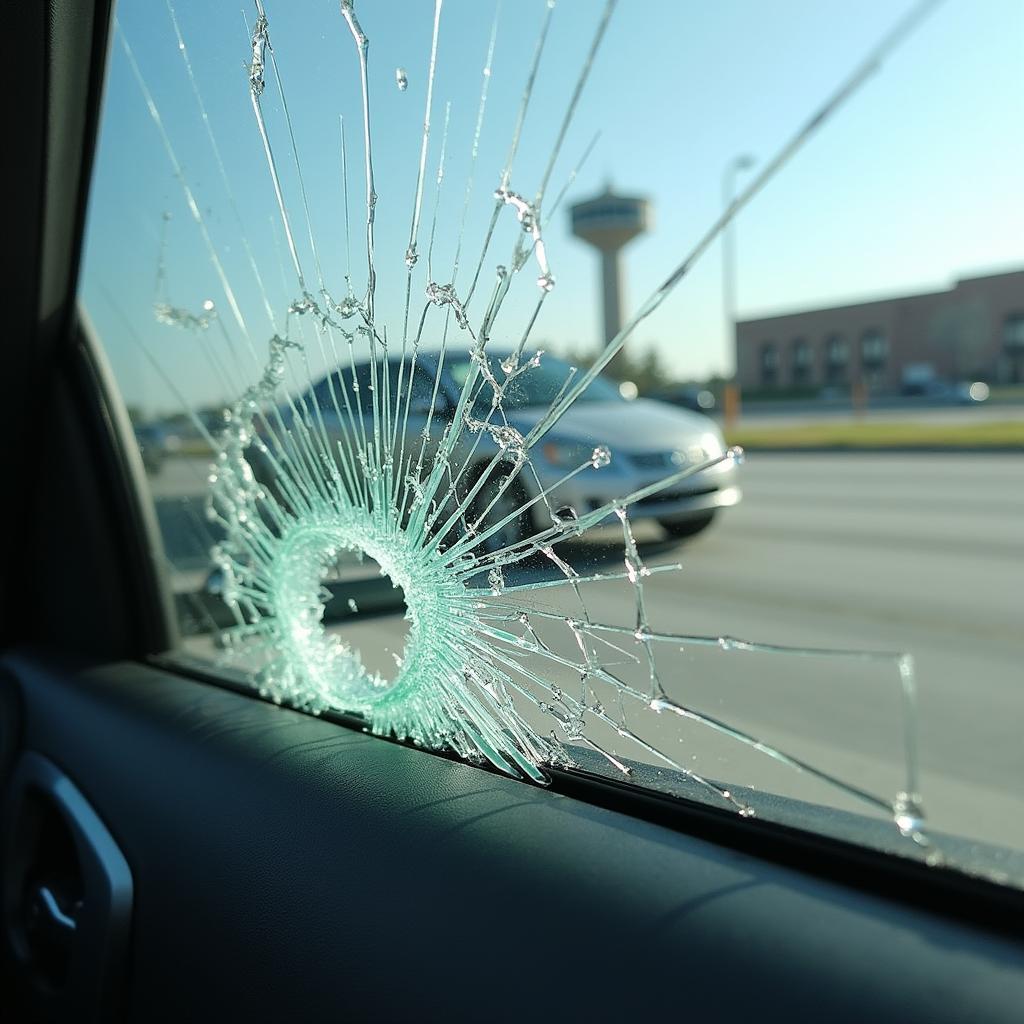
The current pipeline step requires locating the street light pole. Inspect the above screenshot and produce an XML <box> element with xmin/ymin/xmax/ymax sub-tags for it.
<box><xmin>721</xmin><ymin>154</ymin><xmax>754</xmax><ymax>430</ymax></box>
<box><xmin>722</xmin><ymin>153</ymin><xmax>755</xmax><ymax>367</ymax></box>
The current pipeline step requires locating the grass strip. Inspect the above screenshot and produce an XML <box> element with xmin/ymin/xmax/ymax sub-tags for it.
<box><xmin>727</xmin><ymin>420</ymin><xmax>1024</xmax><ymax>450</ymax></box>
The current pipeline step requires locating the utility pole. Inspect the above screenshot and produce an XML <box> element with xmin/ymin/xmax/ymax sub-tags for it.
<box><xmin>722</xmin><ymin>154</ymin><xmax>754</xmax><ymax>429</ymax></box>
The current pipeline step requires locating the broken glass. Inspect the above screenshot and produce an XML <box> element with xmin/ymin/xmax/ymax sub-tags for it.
<box><xmin>80</xmin><ymin>0</ymin><xmax>1024</xmax><ymax>883</ymax></box>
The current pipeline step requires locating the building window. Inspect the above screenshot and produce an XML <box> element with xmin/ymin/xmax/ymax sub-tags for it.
<box><xmin>825</xmin><ymin>334</ymin><xmax>848</xmax><ymax>384</ymax></box>
<box><xmin>760</xmin><ymin>342</ymin><xmax>780</xmax><ymax>386</ymax></box>
<box><xmin>761</xmin><ymin>342</ymin><xmax>782</xmax><ymax>385</ymax></box>
<box><xmin>1004</xmin><ymin>313</ymin><xmax>1024</xmax><ymax>383</ymax></box>
<box><xmin>1004</xmin><ymin>313</ymin><xmax>1024</xmax><ymax>350</ymax></box>
<box><xmin>860</xmin><ymin>329</ymin><xmax>888</xmax><ymax>388</ymax></box>
<box><xmin>790</xmin><ymin>338</ymin><xmax>812</xmax><ymax>385</ymax></box>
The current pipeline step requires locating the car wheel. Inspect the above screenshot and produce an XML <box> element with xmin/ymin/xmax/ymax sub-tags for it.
<box><xmin>466</xmin><ymin>466</ymin><xmax>535</xmax><ymax>555</ymax></box>
<box><xmin>245</xmin><ymin>442</ymin><xmax>298</xmax><ymax>524</ymax></box>
<box><xmin>246</xmin><ymin>443</ymin><xmax>277</xmax><ymax>498</ymax></box>
<box><xmin>659</xmin><ymin>510</ymin><xmax>717</xmax><ymax>540</ymax></box>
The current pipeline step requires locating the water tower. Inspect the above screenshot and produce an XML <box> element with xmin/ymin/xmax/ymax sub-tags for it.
<box><xmin>570</xmin><ymin>187</ymin><xmax>650</xmax><ymax>368</ymax></box>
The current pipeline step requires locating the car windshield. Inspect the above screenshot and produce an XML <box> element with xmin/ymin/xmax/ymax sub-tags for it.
<box><xmin>77</xmin><ymin>0</ymin><xmax>1024</xmax><ymax>891</ymax></box>
<box><xmin>312</xmin><ymin>361</ymin><xmax>437</xmax><ymax>416</ymax></box>
<box><xmin>448</xmin><ymin>355</ymin><xmax>623</xmax><ymax>411</ymax></box>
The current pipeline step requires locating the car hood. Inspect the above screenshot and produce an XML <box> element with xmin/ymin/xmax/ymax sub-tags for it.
<box><xmin>506</xmin><ymin>398</ymin><xmax>718</xmax><ymax>451</ymax></box>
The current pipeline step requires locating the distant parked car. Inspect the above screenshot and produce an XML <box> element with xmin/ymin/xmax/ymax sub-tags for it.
<box><xmin>947</xmin><ymin>381</ymin><xmax>990</xmax><ymax>404</ymax></box>
<box><xmin>648</xmin><ymin>385</ymin><xmax>716</xmax><ymax>414</ymax></box>
<box><xmin>900</xmin><ymin>361</ymin><xmax>939</xmax><ymax>396</ymax></box>
<box><xmin>903</xmin><ymin>379</ymin><xmax>990</xmax><ymax>404</ymax></box>
<box><xmin>134</xmin><ymin>423</ymin><xmax>169</xmax><ymax>474</ymax></box>
<box><xmin>251</xmin><ymin>353</ymin><xmax>740</xmax><ymax>547</ymax></box>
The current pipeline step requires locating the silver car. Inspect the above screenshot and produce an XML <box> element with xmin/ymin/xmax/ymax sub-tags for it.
<box><xmin>256</xmin><ymin>351</ymin><xmax>740</xmax><ymax>549</ymax></box>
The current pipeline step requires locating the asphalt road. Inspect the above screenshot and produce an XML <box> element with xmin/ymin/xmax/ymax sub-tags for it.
<box><xmin>150</xmin><ymin>452</ymin><xmax>1024</xmax><ymax>852</ymax></box>
<box><xmin>633</xmin><ymin>453</ymin><xmax>1024</xmax><ymax>851</ymax></box>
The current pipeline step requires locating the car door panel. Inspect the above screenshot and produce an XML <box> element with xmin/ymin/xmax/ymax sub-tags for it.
<box><xmin>3</xmin><ymin>654</ymin><xmax>1023</xmax><ymax>1022</ymax></box>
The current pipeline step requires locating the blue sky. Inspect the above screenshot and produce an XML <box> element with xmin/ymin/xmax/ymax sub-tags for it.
<box><xmin>81</xmin><ymin>0</ymin><xmax>1024</xmax><ymax>414</ymax></box>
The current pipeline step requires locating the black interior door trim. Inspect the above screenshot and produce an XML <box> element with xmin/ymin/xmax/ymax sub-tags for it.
<box><xmin>4</xmin><ymin>652</ymin><xmax>1023</xmax><ymax>1023</ymax></box>
<box><xmin>154</xmin><ymin>649</ymin><xmax>1024</xmax><ymax>936</ymax></box>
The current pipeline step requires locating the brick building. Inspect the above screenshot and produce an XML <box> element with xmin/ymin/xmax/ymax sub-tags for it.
<box><xmin>735</xmin><ymin>268</ymin><xmax>1024</xmax><ymax>394</ymax></box>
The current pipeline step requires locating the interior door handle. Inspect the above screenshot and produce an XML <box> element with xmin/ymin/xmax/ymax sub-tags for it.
<box><xmin>33</xmin><ymin>884</ymin><xmax>80</xmax><ymax>934</ymax></box>
<box><xmin>2</xmin><ymin>752</ymin><xmax>133</xmax><ymax>1022</ymax></box>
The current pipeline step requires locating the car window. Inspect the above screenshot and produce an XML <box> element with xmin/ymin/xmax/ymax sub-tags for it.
<box><xmin>313</xmin><ymin>361</ymin><xmax>437</xmax><ymax>416</ymax></box>
<box><xmin>78</xmin><ymin>0</ymin><xmax>1024</xmax><ymax>888</ymax></box>
<box><xmin>449</xmin><ymin>354</ymin><xmax>623</xmax><ymax>412</ymax></box>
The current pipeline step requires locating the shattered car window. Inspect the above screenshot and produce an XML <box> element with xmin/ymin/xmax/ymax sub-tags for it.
<box><xmin>79</xmin><ymin>0</ymin><xmax>1024</xmax><ymax>886</ymax></box>
<box><xmin>451</xmin><ymin>353</ymin><xmax>624</xmax><ymax>409</ymax></box>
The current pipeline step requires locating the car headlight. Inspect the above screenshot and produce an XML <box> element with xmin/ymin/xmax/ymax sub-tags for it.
<box><xmin>700</xmin><ymin>431</ymin><xmax>725</xmax><ymax>459</ymax></box>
